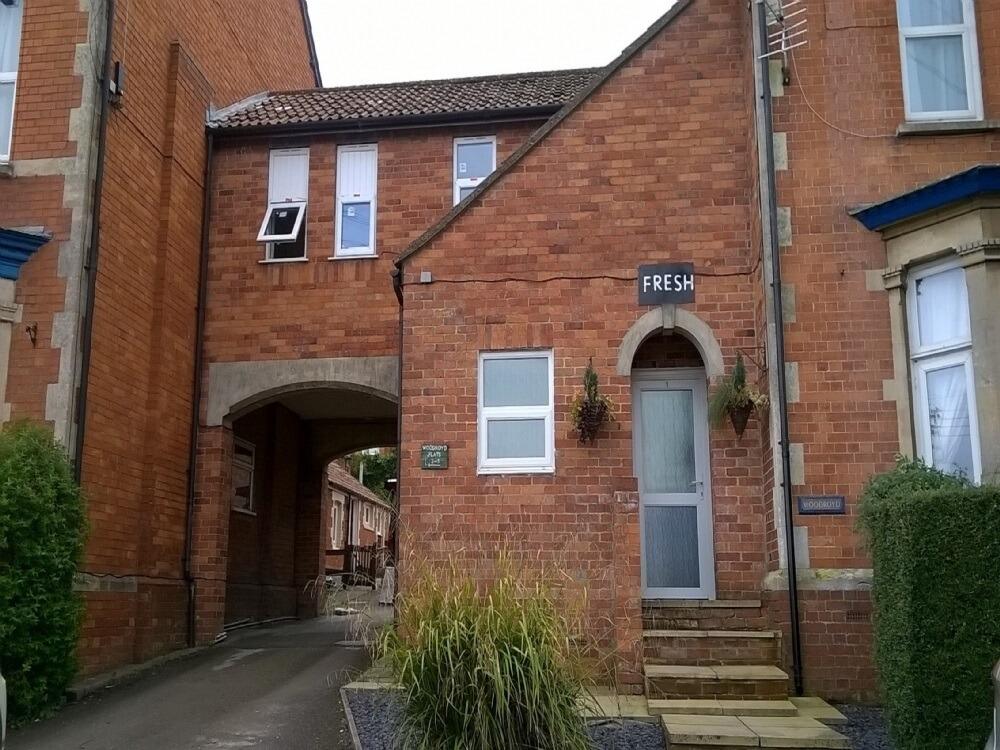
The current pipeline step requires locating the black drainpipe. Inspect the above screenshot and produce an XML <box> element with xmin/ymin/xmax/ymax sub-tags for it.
<box><xmin>183</xmin><ymin>130</ymin><xmax>215</xmax><ymax>647</ymax></box>
<box><xmin>753</xmin><ymin>0</ymin><xmax>804</xmax><ymax>696</ymax></box>
<box><xmin>72</xmin><ymin>0</ymin><xmax>115</xmax><ymax>480</ymax></box>
<box><xmin>390</xmin><ymin>267</ymin><xmax>404</xmax><ymax>567</ymax></box>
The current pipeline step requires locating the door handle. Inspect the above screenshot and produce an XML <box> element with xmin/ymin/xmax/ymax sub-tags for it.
<box><xmin>690</xmin><ymin>480</ymin><xmax>703</xmax><ymax>486</ymax></box>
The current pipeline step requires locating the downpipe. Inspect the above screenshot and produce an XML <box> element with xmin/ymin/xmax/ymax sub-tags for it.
<box><xmin>750</xmin><ymin>0</ymin><xmax>804</xmax><ymax>696</ymax></box>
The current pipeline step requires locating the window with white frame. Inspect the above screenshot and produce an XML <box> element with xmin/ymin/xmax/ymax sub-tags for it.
<box><xmin>478</xmin><ymin>350</ymin><xmax>554</xmax><ymax>474</ymax></box>
<box><xmin>335</xmin><ymin>144</ymin><xmax>377</xmax><ymax>257</ymax></box>
<box><xmin>232</xmin><ymin>439</ymin><xmax>255</xmax><ymax>513</ymax></box>
<box><xmin>453</xmin><ymin>136</ymin><xmax>496</xmax><ymax>204</ymax></box>
<box><xmin>907</xmin><ymin>262</ymin><xmax>981</xmax><ymax>481</ymax></box>
<box><xmin>258</xmin><ymin>148</ymin><xmax>309</xmax><ymax>260</ymax></box>
<box><xmin>330</xmin><ymin>491</ymin><xmax>345</xmax><ymax>549</ymax></box>
<box><xmin>362</xmin><ymin>502</ymin><xmax>373</xmax><ymax>529</ymax></box>
<box><xmin>0</xmin><ymin>0</ymin><xmax>23</xmax><ymax>162</ymax></box>
<box><xmin>896</xmin><ymin>0</ymin><xmax>983</xmax><ymax>121</ymax></box>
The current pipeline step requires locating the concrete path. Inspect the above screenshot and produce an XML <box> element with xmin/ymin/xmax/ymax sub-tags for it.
<box><xmin>10</xmin><ymin>615</ymin><xmax>383</xmax><ymax>750</ymax></box>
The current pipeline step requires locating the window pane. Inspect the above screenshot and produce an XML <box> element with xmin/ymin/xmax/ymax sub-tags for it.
<box><xmin>456</xmin><ymin>141</ymin><xmax>494</xmax><ymax>180</ymax></box>
<box><xmin>232</xmin><ymin>464</ymin><xmax>252</xmax><ymax>511</ymax></box>
<box><xmin>340</xmin><ymin>201</ymin><xmax>371</xmax><ymax>249</ymax></box>
<box><xmin>899</xmin><ymin>0</ymin><xmax>963</xmax><ymax>27</ymax></box>
<box><xmin>925</xmin><ymin>363</ymin><xmax>975</xmax><ymax>479</ymax></box>
<box><xmin>459</xmin><ymin>186</ymin><xmax>477</xmax><ymax>201</ymax></box>
<box><xmin>264</xmin><ymin>204</ymin><xmax>302</xmax><ymax>238</ymax></box>
<box><xmin>915</xmin><ymin>267</ymin><xmax>969</xmax><ymax>347</ymax></box>
<box><xmin>0</xmin><ymin>82</ymin><xmax>13</xmax><ymax>157</ymax></box>
<box><xmin>0</xmin><ymin>1</ymin><xmax>23</xmax><ymax>74</ymax></box>
<box><xmin>271</xmin><ymin>233</ymin><xmax>305</xmax><ymax>259</ymax></box>
<box><xmin>640</xmin><ymin>389</ymin><xmax>696</xmax><ymax>493</ymax></box>
<box><xmin>645</xmin><ymin>506</ymin><xmax>700</xmax><ymax>589</ymax></box>
<box><xmin>486</xmin><ymin>419</ymin><xmax>546</xmax><ymax>459</ymax></box>
<box><xmin>906</xmin><ymin>35</ymin><xmax>969</xmax><ymax>113</ymax></box>
<box><xmin>483</xmin><ymin>356</ymin><xmax>549</xmax><ymax>407</ymax></box>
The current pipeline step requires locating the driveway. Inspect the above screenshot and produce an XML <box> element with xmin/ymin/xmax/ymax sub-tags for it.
<box><xmin>9</xmin><ymin>616</ymin><xmax>380</xmax><ymax>750</ymax></box>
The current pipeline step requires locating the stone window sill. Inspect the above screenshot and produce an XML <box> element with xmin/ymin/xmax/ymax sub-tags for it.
<box><xmin>897</xmin><ymin>119</ymin><xmax>1000</xmax><ymax>137</ymax></box>
<box><xmin>0</xmin><ymin>162</ymin><xmax>12</xmax><ymax>178</ymax></box>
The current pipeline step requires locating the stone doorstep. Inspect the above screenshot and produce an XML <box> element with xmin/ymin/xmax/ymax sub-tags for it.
<box><xmin>650</xmin><ymin>699</ymin><xmax>798</xmax><ymax>717</ymax></box>
<box><xmin>788</xmin><ymin>697</ymin><xmax>848</xmax><ymax>726</ymax></box>
<box><xmin>645</xmin><ymin>664</ymin><xmax>789</xmax><ymax>681</ymax></box>
<box><xmin>644</xmin><ymin>629</ymin><xmax>781</xmax><ymax>639</ymax></box>
<box><xmin>662</xmin><ymin>714</ymin><xmax>851</xmax><ymax>749</ymax></box>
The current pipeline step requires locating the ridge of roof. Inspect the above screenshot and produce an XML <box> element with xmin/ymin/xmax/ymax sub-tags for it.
<box><xmin>394</xmin><ymin>0</ymin><xmax>694</xmax><ymax>269</ymax></box>
<box><xmin>255</xmin><ymin>66</ymin><xmax>604</xmax><ymax>100</ymax></box>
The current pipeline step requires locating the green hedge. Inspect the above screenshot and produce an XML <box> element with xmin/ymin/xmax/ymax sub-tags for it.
<box><xmin>0</xmin><ymin>422</ymin><xmax>87</xmax><ymax>723</ymax></box>
<box><xmin>859</xmin><ymin>459</ymin><xmax>1000</xmax><ymax>750</ymax></box>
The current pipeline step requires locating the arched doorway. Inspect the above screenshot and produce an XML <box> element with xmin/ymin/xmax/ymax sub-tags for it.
<box><xmin>628</xmin><ymin>325</ymin><xmax>716</xmax><ymax>600</ymax></box>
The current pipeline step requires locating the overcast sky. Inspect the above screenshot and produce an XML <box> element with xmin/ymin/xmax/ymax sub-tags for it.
<box><xmin>305</xmin><ymin>1</ymin><xmax>675</xmax><ymax>87</ymax></box>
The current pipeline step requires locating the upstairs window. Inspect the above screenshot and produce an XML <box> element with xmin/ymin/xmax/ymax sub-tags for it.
<box><xmin>897</xmin><ymin>0</ymin><xmax>983</xmax><ymax>121</ymax></box>
<box><xmin>907</xmin><ymin>262</ymin><xmax>981</xmax><ymax>481</ymax></box>
<box><xmin>335</xmin><ymin>144</ymin><xmax>377</xmax><ymax>257</ymax></box>
<box><xmin>454</xmin><ymin>136</ymin><xmax>496</xmax><ymax>204</ymax></box>
<box><xmin>478</xmin><ymin>350</ymin><xmax>554</xmax><ymax>474</ymax></box>
<box><xmin>232</xmin><ymin>439</ymin><xmax>256</xmax><ymax>513</ymax></box>
<box><xmin>258</xmin><ymin>148</ymin><xmax>309</xmax><ymax>260</ymax></box>
<box><xmin>0</xmin><ymin>0</ymin><xmax>23</xmax><ymax>162</ymax></box>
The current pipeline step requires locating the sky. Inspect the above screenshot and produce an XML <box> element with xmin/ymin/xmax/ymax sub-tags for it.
<box><xmin>305</xmin><ymin>0</ymin><xmax>675</xmax><ymax>87</ymax></box>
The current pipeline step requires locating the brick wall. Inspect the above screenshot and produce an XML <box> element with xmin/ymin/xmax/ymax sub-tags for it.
<box><xmin>1</xmin><ymin>0</ymin><xmax>316</xmax><ymax>677</ymax></box>
<box><xmin>398</xmin><ymin>0</ymin><xmax>764</xmax><ymax>684</ymax></box>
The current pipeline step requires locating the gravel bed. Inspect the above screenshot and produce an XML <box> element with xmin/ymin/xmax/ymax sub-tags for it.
<box><xmin>344</xmin><ymin>689</ymin><xmax>665</xmax><ymax>750</ymax></box>
<box><xmin>835</xmin><ymin>704</ymin><xmax>894</xmax><ymax>750</ymax></box>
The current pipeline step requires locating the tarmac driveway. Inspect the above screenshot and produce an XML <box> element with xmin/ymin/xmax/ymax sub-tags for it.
<box><xmin>9</xmin><ymin>616</ymin><xmax>377</xmax><ymax>750</ymax></box>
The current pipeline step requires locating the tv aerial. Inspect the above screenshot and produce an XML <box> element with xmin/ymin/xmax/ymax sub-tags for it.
<box><xmin>758</xmin><ymin>0</ymin><xmax>809</xmax><ymax>82</ymax></box>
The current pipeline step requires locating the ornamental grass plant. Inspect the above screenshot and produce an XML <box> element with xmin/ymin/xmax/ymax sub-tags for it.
<box><xmin>380</xmin><ymin>557</ymin><xmax>596</xmax><ymax>750</ymax></box>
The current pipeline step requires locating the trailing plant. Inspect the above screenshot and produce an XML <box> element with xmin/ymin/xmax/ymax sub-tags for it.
<box><xmin>380</xmin><ymin>560</ymin><xmax>593</xmax><ymax>750</ymax></box>
<box><xmin>0</xmin><ymin>422</ymin><xmax>87</xmax><ymax>723</ymax></box>
<box><xmin>570</xmin><ymin>359</ymin><xmax>615</xmax><ymax>443</ymax></box>
<box><xmin>708</xmin><ymin>353</ymin><xmax>768</xmax><ymax>436</ymax></box>
<box><xmin>858</xmin><ymin>458</ymin><xmax>999</xmax><ymax>750</ymax></box>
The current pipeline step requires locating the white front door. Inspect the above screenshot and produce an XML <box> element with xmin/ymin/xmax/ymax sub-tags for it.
<box><xmin>633</xmin><ymin>370</ymin><xmax>715</xmax><ymax>599</ymax></box>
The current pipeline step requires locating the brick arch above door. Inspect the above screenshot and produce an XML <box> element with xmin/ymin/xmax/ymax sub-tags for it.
<box><xmin>616</xmin><ymin>304</ymin><xmax>724</xmax><ymax>379</ymax></box>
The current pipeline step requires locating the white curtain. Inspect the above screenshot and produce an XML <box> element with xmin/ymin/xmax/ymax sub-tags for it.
<box><xmin>906</xmin><ymin>35</ymin><xmax>969</xmax><ymax>114</ymax></box>
<box><xmin>0</xmin><ymin>1</ymin><xmax>22</xmax><ymax>74</ymax></box>
<box><xmin>916</xmin><ymin>267</ymin><xmax>968</xmax><ymax>347</ymax></box>
<box><xmin>926</xmin><ymin>363</ymin><xmax>974</xmax><ymax>478</ymax></box>
<box><xmin>900</xmin><ymin>0</ymin><xmax>964</xmax><ymax>26</ymax></box>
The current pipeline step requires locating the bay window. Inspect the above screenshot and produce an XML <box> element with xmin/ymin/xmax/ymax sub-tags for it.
<box><xmin>478</xmin><ymin>350</ymin><xmax>554</xmax><ymax>474</ymax></box>
<box><xmin>907</xmin><ymin>262</ymin><xmax>981</xmax><ymax>480</ymax></box>
<box><xmin>896</xmin><ymin>0</ymin><xmax>983</xmax><ymax>121</ymax></box>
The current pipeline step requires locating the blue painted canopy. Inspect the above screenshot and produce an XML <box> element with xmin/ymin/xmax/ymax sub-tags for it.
<box><xmin>0</xmin><ymin>227</ymin><xmax>50</xmax><ymax>281</ymax></box>
<box><xmin>850</xmin><ymin>165</ymin><xmax>1000</xmax><ymax>231</ymax></box>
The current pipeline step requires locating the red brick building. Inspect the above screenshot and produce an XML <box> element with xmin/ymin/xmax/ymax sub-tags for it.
<box><xmin>0</xmin><ymin>0</ymin><xmax>318</xmax><ymax>676</ymax></box>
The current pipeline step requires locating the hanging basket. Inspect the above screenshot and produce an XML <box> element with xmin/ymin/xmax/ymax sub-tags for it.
<box><xmin>729</xmin><ymin>403</ymin><xmax>753</xmax><ymax>437</ymax></box>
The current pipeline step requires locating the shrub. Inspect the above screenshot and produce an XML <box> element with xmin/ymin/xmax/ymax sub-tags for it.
<box><xmin>0</xmin><ymin>422</ymin><xmax>87</xmax><ymax>723</ymax></box>
<box><xmin>381</xmin><ymin>563</ymin><xmax>593</xmax><ymax>750</ymax></box>
<box><xmin>859</xmin><ymin>458</ymin><xmax>1000</xmax><ymax>750</ymax></box>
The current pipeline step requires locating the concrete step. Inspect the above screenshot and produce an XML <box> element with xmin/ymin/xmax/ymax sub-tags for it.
<box><xmin>661</xmin><ymin>713</ymin><xmax>851</xmax><ymax>749</ymax></box>
<box><xmin>642</xmin><ymin>599</ymin><xmax>768</xmax><ymax>631</ymax></box>
<box><xmin>643</xmin><ymin>628</ymin><xmax>782</xmax><ymax>666</ymax></box>
<box><xmin>644</xmin><ymin>663</ymin><xmax>789</xmax><ymax>700</ymax></box>
<box><xmin>648</xmin><ymin>698</ymin><xmax>798</xmax><ymax>717</ymax></box>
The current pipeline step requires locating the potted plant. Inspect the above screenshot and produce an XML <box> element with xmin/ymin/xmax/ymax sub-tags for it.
<box><xmin>570</xmin><ymin>359</ymin><xmax>615</xmax><ymax>443</ymax></box>
<box><xmin>708</xmin><ymin>353</ymin><xmax>768</xmax><ymax>437</ymax></box>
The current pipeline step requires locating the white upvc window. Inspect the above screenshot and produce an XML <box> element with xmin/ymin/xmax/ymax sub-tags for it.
<box><xmin>232</xmin><ymin>439</ymin><xmax>256</xmax><ymax>513</ymax></box>
<box><xmin>896</xmin><ymin>0</ymin><xmax>983</xmax><ymax>122</ymax></box>
<box><xmin>907</xmin><ymin>261</ymin><xmax>981</xmax><ymax>481</ymax></box>
<box><xmin>478</xmin><ymin>350</ymin><xmax>555</xmax><ymax>474</ymax></box>
<box><xmin>330</xmin><ymin>490</ymin><xmax>346</xmax><ymax>549</ymax></box>
<box><xmin>258</xmin><ymin>148</ymin><xmax>309</xmax><ymax>261</ymax></box>
<box><xmin>453</xmin><ymin>136</ymin><xmax>496</xmax><ymax>205</ymax></box>
<box><xmin>334</xmin><ymin>143</ymin><xmax>377</xmax><ymax>257</ymax></box>
<box><xmin>0</xmin><ymin>0</ymin><xmax>24</xmax><ymax>162</ymax></box>
<box><xmin>362</xmin><ymin>503</ymin><xmax>373</xmax><ymax>529</ymax></box>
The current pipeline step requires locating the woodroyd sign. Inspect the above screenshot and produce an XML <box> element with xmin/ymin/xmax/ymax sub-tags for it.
<box><xmin>638</xmin><ymin>262</ymin><xmax>695</xmax><ymax>304</ymax></box>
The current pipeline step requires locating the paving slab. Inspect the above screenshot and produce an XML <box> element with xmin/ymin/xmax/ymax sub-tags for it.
<box><xmin>661</xmin><ymin>714</ymin><xmax>758</xmax><ymax>747</ymax></box>
<box><xmin>582</xmin><ymin>693</ymin><xmax>651</xmax><ymax>719</ymax></box>
<box><xmin>740</xmin><ymin>715</ymin><xmax>851</xmax><ymax>749</ymax></box>
<box><xmin>650</xmin><ymin>698</ymin><xmax>798</xmax><ymax>717</ymax></box>
<box><xmin>789</xmin><ymin>696</ymin><xmax>848</xmax><ymax>725</ymax></box>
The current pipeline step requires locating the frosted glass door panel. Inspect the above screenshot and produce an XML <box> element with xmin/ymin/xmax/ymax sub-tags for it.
<box><xmin>639</xmin><ymin>389</ymin><xmax>695</xmax><ymax>493</ymax></box>
<box><xmin>644</xmin><ymin>506</ymin><xmax>700</xmax><ymax>589</ymax></box>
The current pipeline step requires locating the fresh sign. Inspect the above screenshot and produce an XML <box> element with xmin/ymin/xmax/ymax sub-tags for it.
<box><xmin>638</xmin><ymin>263</ymin><xmax>696</xmax><ymax>305</ymax></box>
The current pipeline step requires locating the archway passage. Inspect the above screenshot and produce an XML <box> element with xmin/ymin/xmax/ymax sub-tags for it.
<box><xmin>190</xmin><ymin>382</ymin><xmax>397</xmax><ymax>641</ymax></box>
